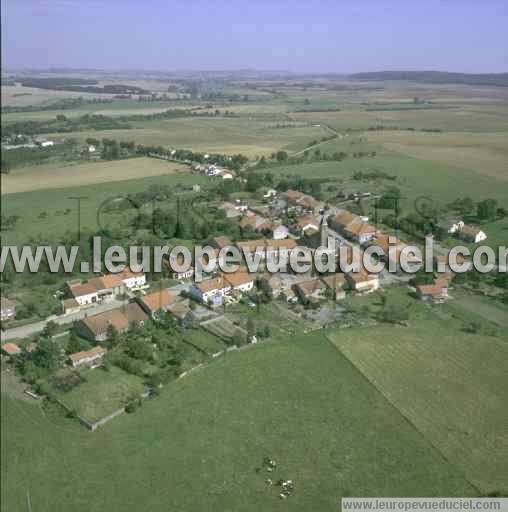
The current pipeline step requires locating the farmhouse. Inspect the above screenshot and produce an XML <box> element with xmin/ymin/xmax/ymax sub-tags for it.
<box><xmin>266</xmin><ymin>238</ymin><xmax>298</xmax><ymax>259</ymax></box>
<box><xmin>294</xmin><ymin>278</ymin><xmax>327</xmax><ymax>304</ymax></box>
<box><xmin>67</xmin><ymin>280</ymin><xmax>99</xmax><ymax>306</ymax></box>
<box><xmin>1</xmin><ymin>297</ymin><xmax>16</xmax><ymax>321</ymax></box>
<box><xmin>345</xmin><ymin>270</ymin><xmax>380</xmax><ymax>293</ymax></box>
<box><xmin>259</xmin><ymin>275</ymin><xmax>283</xmax><ymax>298</ymax></box>
<box><xmin>166</xmin><ymin>302</ymin><xmax>194</xmax><ymax>324</ymax></box>
<box><xmin>224</xmin><ymin>270</ymin><xmax>255</xmax><ymax>293</ymax></box>
<box><xmin>116</xmin><ymin>267</ymin><xmax>147</xmax><ymax>289</ymax></box>
<box><xmin>190</xmin><ymin>276</ymin><xmax>231</xmax><ymax>305</ymax></box>
<box><xmin>295</xmin><ymin>215</ymin><xmax>320</xmax><ymax>235</ymax></box>
<box><xmin>75</xmin><ymin>303</ymin><xmax>148</xmax><ymax>342</ymax></box>
<box><xmin>343</xmin><ymin>220</ymin><xmax>378</xmax><ymax>244</ymax></box>
<box><xmin>62</xmin><ymin>298</ymin><xmax>80</xmax><ymax>315</ymax></box>
<box><xmin>416</xmin><ymin>278</ymin><xmax>449</xmax><ymax>303</ymax></box>
<box><xmin>137</xmin><ymin>290</ymin><xmax>176</xmax><ymax>317</ymax></box>
<box><xmin>239</xmin><ymin>215</ymin><xmax>267</xmax><ymax>231</ymax></box>
<box><xmin>69</xmin><ymin>346</ymin><xmax>107</xmax><ymax>369</ymax></box>
<box><xmin>1</xmin><ymin>342</ymin><xmax>22</xmax><ymax>357</ymax></box>
<box><xmin>271</xmin><ymin>224</ymin><xmax>289</xmax><ymax>240</ymax></box>
<box><xmin>329</xmin><ymin>209</ymin><xmax>359</xmax><ymax>233</ymax></box>
<box><xmin>458</xmin><ymin>225</ymin><xmax>487</xmax><ymax>244</ymax></box>
<box><xmin>320</xmin><ymin>273</ymin><xmax>346</xmax><ymax>300</ymax></box>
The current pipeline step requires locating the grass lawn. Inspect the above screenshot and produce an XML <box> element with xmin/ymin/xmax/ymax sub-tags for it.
<box><xmin>54</xmin><ymin>366</ymin><xmax>146</xmax><ymax>423</ymax></box>
<box><xmin>1</xmin><ymin>332</ymin><xmax>474</xmax><ymax>511</ymax></box>
<box><xmin>326</xmin><ymin>324</ymin><xmax>508</xmax><ymax>493</ymax></box>
<box><xmin>182</xmin><ymin>327</ymin><xmax>226</xmax><ymax>355</ymax></box>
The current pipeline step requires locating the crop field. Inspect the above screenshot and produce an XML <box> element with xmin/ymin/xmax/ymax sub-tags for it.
<box><xmin>1</xmin><ymin>84</ymin><xmax>113</xmax><ymax>107</ymax></box>
<box><xmin>327</xmin><ymin>324</ymin><xmax>508</xmax><ymax>493</ymax></box>
<box><xmin>1</xmin><ymin>333</ymin><xmax>474</xmax><ymax>512</ymax></box>
<box><xmin>1</xmin><ymin>156</ymin><xmax>190</xmax><ymax>195</ymax></box>
<box><xmin>56</xmin><ymin>366</ymin><xmax>146</xmax><ymax>423</ymax></box>
<box><xmin>366</xmin><ymin>131</ymin><xmax>508</xmax><ymax>181</ymax></box>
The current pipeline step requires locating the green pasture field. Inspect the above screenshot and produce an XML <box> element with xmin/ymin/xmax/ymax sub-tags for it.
<box><xmin>55</xmin><ymin>366</ymin><xmax>146</xmax><ymax>423</ymax></box>
<box><xmin>1</xmin><ymin>169</ymin><xmax>207</xmax><ymax>245</ymax></box>
<box><xmin>327</xmin><ymin>323</ymin><xmax>508</xmax><ymax>493</ymax></box>
<box><xmin>1</xmin><ymin>332</ymin><xmax>474</xmax><ymax>512</ymax></box>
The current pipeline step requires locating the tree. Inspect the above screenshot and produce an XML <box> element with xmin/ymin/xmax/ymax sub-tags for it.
<box><xmin>477</xmin><ymin>199</ymin><xmax>498</xmax><ymax>221</ymax></box>
<box><xmin>106</xmin><ymin>323</ymin><xmax>119</xmax><ymax>345</ymax></box>
<box><xmin>275</xmin><ymin>150</ymin><xmax>288</xmax><ymax>162</ymax></box>
<box><xmin>56</xmin><ymin>114</ymin><xmax>67</xmax><ymax>121</ymax></box>
<box><xmin>42</xmin><ymin>320</ymin><xmax>58</xmax><ymax>339</ymax></box>
<box><xmin>67</xmin><ymin>333</ymin><xmax>82</xmax><ymax>354</ymax></box>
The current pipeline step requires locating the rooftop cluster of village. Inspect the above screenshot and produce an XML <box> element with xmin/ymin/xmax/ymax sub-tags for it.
<box><xmin>2</xmin><ymin>186</ymin><xmax>480</xmax><ymax>372</ymax></box>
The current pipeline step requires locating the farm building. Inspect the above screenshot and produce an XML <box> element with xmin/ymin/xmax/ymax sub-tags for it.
<box><xmin>136</xmin><ymin>290</ymin><xmax>176</xmax><ymax>317</ymax></box>
<box><xmin>458</xmin><ymin>225</ymin><xmax>487</xmax><ymax>244</ymax></box>
<box><xmin>190</xmin><ymin>276</ymin><xmax>231</xmax><ymax>305</ymax></box>
<box><xmin>345</xmin><ymin>270</ymin><xmax>380</xmax><ymax>293</ymax></box>
<box><xmin>69</xmin><ymin>346</ymin><xmax>107</xmax><ymax>369</ymax></box>
<box><xmin>74</xmin><ymin>303</ymin><xmax>148</xmax><ymax>341</ymax></box>
<box><xmin>294</xmin><ymin>278</ymin><xmax>327</xmax><ymax>304</ymax></box>
<box><xmin>416</xmin><ymin>278</ymin><xmax>449</xmax><ymax>303</ymax></box>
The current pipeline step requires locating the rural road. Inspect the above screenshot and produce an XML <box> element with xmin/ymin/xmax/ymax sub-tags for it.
<box><xmin>1</xmin><ymin>298</ymin><xmax>128</xmax><ymax>342</ymax></box>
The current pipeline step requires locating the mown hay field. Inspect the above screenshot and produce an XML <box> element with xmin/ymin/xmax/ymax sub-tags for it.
<box><xmin>1</xmin><ymin>156</ymin><xmax>189</xmax><ymax>195</ymax></box>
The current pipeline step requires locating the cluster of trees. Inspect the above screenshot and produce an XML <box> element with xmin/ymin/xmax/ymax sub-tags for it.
<box><xmin>2</xmin><ymin>114</ymin><xmax>131</xmax><ymax>137</ymax></box>
<box><xmin>447</xmin><ymin>197</ymin><xmax>505</xmax><ymax>222</ymax></box>
<box><xmin>1</xmin><ymin>140</ymin><xmax>76</xmax><ymax>170</ymax></box>
<box><xmin>353</xmin><ymin>169</ymin><xmax>396</xmax><ymax>182</ymax></box>
<box><xmin>2</xmin><ymin>97</ymin><xmax>113</xmax><ymax>114</ymax></box>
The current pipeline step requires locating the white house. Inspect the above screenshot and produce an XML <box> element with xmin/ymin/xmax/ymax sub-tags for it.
<box><xmin>190</xmin><ymin>276</ymin><xmax>231</xmax><ymax>305</ymax></box>
<box><xmin>117</xmin><ymin>267</ymin><xmax>146</xmax><ymax>289</ymax></box>
<box><xmin>224</xmin><ymin>271</ymin><xmax>255</xmax><ymax>293</ymax></box>
<box><xmin>440</xmin><ymin>219</ymin><xmax>464</xmax><ymax>234</ymax></box>
<box><xmin>88</xmin><ymin>145</ymin><xmax>96</xmax><ymax>153</ymax></box>
<box><xmin>67</xmin><ymin>280</ymin><xmax>99</xmax><ymax>305</ymax></box>
<box><xmin>263</xmin><ymin>188</ymin><xmax>277</xmax><ymax>199</ymax></box>
<box><xmin>272</xmin><ymin>224</ymin><xmax>289</xmax><ymax>240</ymax></box>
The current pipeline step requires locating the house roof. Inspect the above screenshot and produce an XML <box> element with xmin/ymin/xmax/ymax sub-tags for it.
<box><xmin>195</xmin><ymin>276</ymin><xmax>230</xmax><ymax>294</ymax></box>
<box><xmin>265</xmin><ymin>239</ymin><xmax>297</xmax><ymax>250</ymax></box>
<box><xmin>224</xmin><ymin>271</ymin><xmax>255</xmax><ymax>288</ymax></box>
<box><xmin>116</xmin><ymin>266</ymin><xmax>145</xmax><ymax>279</ymax></box>
<box><xmin>416</xmin><ymin>280</ymin><xmax>447</xmax><ymax>297</ymax></box>
<box><xmin>63</xmin><ymin>298</ymin><xmax>79</xmax><ymax>309</ymax></box>
<box><xmin>346</xmin><ymin>270</ymin><xmax>379</xmax><ymax>283</ymax></box>
<box><xmin>69</xmin><ymin>345</ymin><xmax>107</xmax><ymax>364</ymax></box>
<box><xmin>68</xmin><ymin>282</ymin><xmax>97</xmax><ymax>298</ymax></box>
<box><xmin>167</xmin><ymin>302</ymin><xmax>191</xmax><ymax>321</ymax></box>
<box><xmin>81</xmin><ymin>309</ymin><xmax>131</xmax><ymax>335</ymax></box>
<box><xmin>139</xmin><ymin>290</ymin><xmax>175</xmax><ymax>312</ymax></box>
<box><xmin>461</xmin><ymin>224</ymin><xmax>483</xmax><ymax>237</ymax></box>
<box><xmin>333</xmin><ymin>210</ymin><xmax>359</xmax><ymax>227</ymax></box>
<box><xmin>124</xmin><ymin>302</ymin><xmax>149</xmax><ymax>323</ymax></box>
<box><xmin>284</xmin><ymin>189</ymin><xmax>305</xmax><ymax>202</ymax></box>
<box><xmin>297</xmin><ymin>215</ymin><xmax>319</xmax><ymax>230</ymax></box>
<box><xmin>320</xmin><ymin>273</ymin><xmax>346</xmax><ymax>290</ymax></box>
<box><xmin>98</xmin><ymin>274</ymin><xmax>124</xmax><ymax>289</ymax></box>
<box><xmin>2</xmin><ymin>342</ymin><xmax>22</xmax><ymax>356</ymax></box>
<box><xmin>236</xmin><ymin>239</ymin><xmax>266</xmax><ymax>251</ymax></box>
<box><xmin>295</xmin><ymin>278</ymin><xmax>326</xmax><ymax>295</ymax></box>
<box><xmin>344</xmin><ymin>220</ymin><xmax>377</xmax><ymax>236</ymax></box>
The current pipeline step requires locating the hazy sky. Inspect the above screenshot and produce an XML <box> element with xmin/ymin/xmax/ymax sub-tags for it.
<box><xmin>2</xmin><ymin>0</ymin><xmax>507</xmax><ymax>73</ymax></box>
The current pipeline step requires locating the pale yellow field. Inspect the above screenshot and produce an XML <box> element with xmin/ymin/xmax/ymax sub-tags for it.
<box><xmin>367</xmin><ymin>131</ymin><xmax>508</xmax><ymax>180</ymax></box>
<box><xmin>1</xmin><ymin>157</ymin><xmax>189</xmax><ymax>194</ymax></box>
<box><xmin>1</xmin><ymin>85</ymin><xmax>113</xmax><ymax>107</ymax></box>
